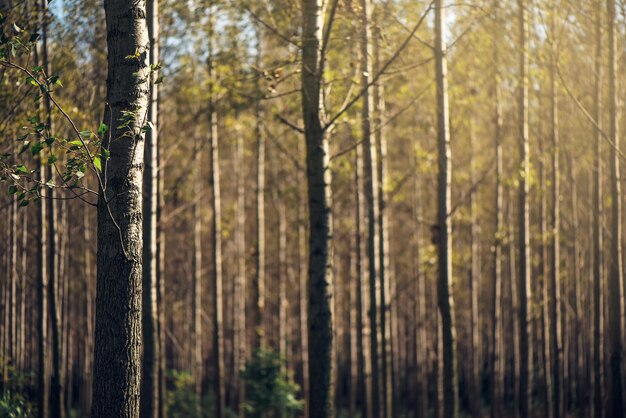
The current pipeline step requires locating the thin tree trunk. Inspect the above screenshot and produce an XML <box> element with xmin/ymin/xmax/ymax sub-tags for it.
<box><xmin>592</xmin><ymin>3</ymin><xmax>604</xmax><ymax>417</ymax></box>
<box><xmin>490</xmin><ymin>4</ymin><xmax>504</xmax><ymax>414</ymax></box>
<box><xmin>356</xmin><ymin>138</ymin><xmax>371</xmax><ymax>418</ymax></box>
<box><xmin>255</xmin><ymin>29</ymin><xmax>266</xmax><ymax>347</ymax></box>
<box><xmin>297</xmin><ymin>163</ymin><xmax>310</xmax><ymax>418</ymax></box>
<box><xmin>301</xmin><ymin>1</ymin><xmax>334</xmax><ymax>416</ymax></box>
<box><xmin>156</xmin><ymin>136</ymin><xmax>166</xmax><ymax>418</ymax></box>
<box><xmin>469</xmin><ymin>116</ymin><xmax>481</xmax><ymax>418</ymax></box>
<box><xmin>141</xmin><ymin>0</ymin><xmax>160</xmax><ymax>415</ymax></box>
<box><xmin>549</xmin><ymin>11</ymin><xmax>564</xmax><ymax>415</ymax></box>
<box><xmin>208</xmin><ymin>28</ymin><xmax>225</xmax><ymax>415</ymax></box>
<box><xmin>435</xmin><ymin>0</ymin><xmax>458</xmax><ymax>416</ymax></box>
<box><xmin>413</xmin><ymin>161</ymin><xmax>428</xmax><ymax>418</ymax></box>
<box><xmin>235</xmin><ymin>124</ymin><xmax>246</xmax><ymax>418</ymax></box>
<box><xmin>91</xmin><ymin>0</ymin><xmax>149</xmax><ymax>414</ymax></box>
<box><xmin>569</xmin><ymin>158</ymin><xmax>584</xmax><ymax>418</ymax></box>
<box><xmin>508</xmin><ymin>188</ymin><xmax>520</xmax><ymax>418</ymax></box>
<box><xmin>278</xmin><ymin>196</ymin><xmax>288</xmax><ymax>361</ymax></box>
<box><xmin>82</xmin><ymin>209</ymin><xmax>94</xmax><ymax>417</ymax></box>
<box><xmin>517</xmin><ymin>0</ymin><xmax>532</xmax><ymax>415</ymax></box>
<box><xmin>540</xmin><ymin>123</ymin><xmax>553</xmax><ymax>418</ymax></box>
<box><xmin>606</xmin><ymin>0</ymin><xmax>624</xmax><ymax>415</ymax></box>
<box><xmin>40</xmin><ymin>1</ymin><xmax>64</xmax><ymax>415</ymax></box>
<box><xmin>359</xmin><ymin>0</ymin><xmax>381</xmax><ymax>415</ymax></box>
<box><xmin>37</xmin><ymin>69</ymin><xmax>50</xmax><ymax>417</ymax></box>
<box><xmin>18</xmin><ymin>203</ymin><xmax>27</xmax><ymax>376</ymax></box>
<box><xmin>373</xmin><ymin>16</ymin><xmax>393</xmax><ymax>418</ymax></box>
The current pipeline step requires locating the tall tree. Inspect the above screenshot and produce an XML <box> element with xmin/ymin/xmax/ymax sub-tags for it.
<box><xmin>592</xmin><ymin>2</ymin><xmax>604</xmax><ymax>417</ymax></box>
<box><xmin>434</xmin><ymin>0</ymin><xmax>457</xmax><ymax>416</ymax></box>
<box><xmin>359</xmin><ymin>0</ymin><xmax>381</xmax><ymax>415</ymax></box>
<box><xmin>490</xmin><ymin>3</ymin><xmax>504</xmax><ymax>416</ymax></box>
<box><xmin>208</xmin><ymin>16</ymin><xmax>225</xmax><ymax>415</ymax></box>
<box><xmin>548</xmin><ymin>5</ymin><xmax>563</xmax><ymax>416</ymax></box>
<box><xmin>517</xmin><ymin>0</ymin><xmax>532</xmax><ymax>416</ymax></box>
<box><xmin>255</xmin><ymin>26</ymin><xmax>266</xmax><ymax>347</ymax></box>
<box><xmin>234</xmin><ymin>123</ymin><xmax>246</xmax><ymax>417</ymax></box>
<box><xmin>301</xmin><ymin>0</ymin><xmax>333</xmax><ymax>416</ymax></box>
<box><xmin>141</xmin><ymin>0</ymin><xmax>160</xmax><ymax>416</ymax></box>
<box><xmin>606</xmin><ymin>0</ymin><xmax>623</xmax><ymax>415</ymax></box>
<box><xmin>91</xmin><ymin>0</ymin><xmax>149</xmax><ymax>415</ymax></box>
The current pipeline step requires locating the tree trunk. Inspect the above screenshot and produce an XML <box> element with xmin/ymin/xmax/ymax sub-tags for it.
<box><xmin>234</xmin><ymin>124</ymin><xmax>246</xmax><ymax>417</ymax></box>
<box><xmin>413</xmin><ymin>160</ymin><xmax>428</xmax><ymax>418</ymax></box>
<box><xmin>278</xmin><ymin>196</ymin><xmax>288</xmax><ymax>361</ymax></box>
<box><xmin>606</xmin><ymin>0</ymin><xmax>624</xmax><ymax>415</ymax></box>
<box><xmin>40</xmin><ymin>1</ymin><xmax>64</xmax><ymax>415</ymax></box>
<box><xmin>373</xmin><ymin>15</ymin><xmax>393</xmax><ymax>418</ymax></box>
<box><xmin>359</xmin><ymin>0</ymin><xmax>381</xmax><ymax>415</ymax></box>
<box><xmin>469</xmin><ymin>116</ymin><xmax>481</xmax><ymax>418</ymax></box>
<box><xmin>490</xmin><ymin>4</ymin><xmax>504</xmax><ymax>414</ymax></box>
<box><xmin>255</xmin><ymin>29</ymin><xmax>266</xmax><ymax>347</ymax></box>
<box><xmin>592</xmin><ymin>3</ymin><xmax>604</xmax><ymax>417</ymax></box>
<box><xmin>301</xmin><ymin>1</ymin><xmax>334</xmax><ymax>416</ymax></box>
<box><xmin>549</xmin><ymin>12</ymin><xmax>563</xmax><ymax>416</ymax></box>
<box><xmin>540</xmin><ymin>119</ymin><xmax>553</xmax><ymax>418</ymax></box>
<box><xmin>208</xmin><ymin>31</ymin><xmax>225</xmax><ymax>416</ymax></box>
<box><xmin>82</xmin><ymin>208</ymin><xmax>94</xmax><ymax>417</ymax></box>
<box><xmin>141</xmin><ymin>0</ymin><xmax>160</xmax><ymax>415</ymax></box>
<box><xmin>568</xmin><ymin>158</ymin><xmax>584</xmax><ymax>418</ymax></box>
<box><xmin>91</xmin><ymin>0</ymin><xmax>149</xmax><ymax>415</ymax></box>
<box><xmin>508</xmin><ymin>188</ymin><xmax>520</xmax><ymax>418</ymax></box>
<box><xmin>192</xmin><ymin>131</ymin><xmax>203</xmax><ymax>400</ymax></box>
<box><xmin>356</xmin><ymin>137</ymin><xmax>372</xmax><ymax>418</ymax></box>
<box><xmin>517</xmin><ymin>0</ymin><xmax>532</xmax><ymax>416</ymax></box>
<box><xmin>297</xmin><ymin>162</ymin><xmax>310</xmax><ymax>418</ymax></box>
<box><xmin>435</xmin><ymin>1</ymin><xmax>458</xmax><ymax>417</ymax></box>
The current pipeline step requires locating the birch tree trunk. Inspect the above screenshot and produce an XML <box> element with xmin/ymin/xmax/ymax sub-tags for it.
<box><xmin>91</xmin><ymin>0</ymin><xmax>149</xmax><ymax>415</ymax></box>
<box><xmin>301</xmin><ymin>1</ymin><xmax>333</xmax><ymax>416</ymax></box>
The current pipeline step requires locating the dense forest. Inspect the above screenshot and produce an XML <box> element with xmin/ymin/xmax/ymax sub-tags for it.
<box><xmin>0</xmin><ymin>0</ymin><xmax>624</xmax><ymax>417</ymax></box>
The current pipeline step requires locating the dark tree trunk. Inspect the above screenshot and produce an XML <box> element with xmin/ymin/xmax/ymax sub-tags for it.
<box><xmin>91</xmin><ymin>0</ymin><xmax>149</xmax><ymax>415</ymax></box>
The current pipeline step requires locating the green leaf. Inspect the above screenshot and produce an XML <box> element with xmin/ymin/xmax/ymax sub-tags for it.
<box><xmin>79</xmin><ymin>130</ymin><xmax>92</xmax><ymax>138</ymax></box>
<box><xmin>45</xmin><ymin>179</ymin><xmax>55</xmax><ymax>188</ymax></box>
<box><xmin>32</xmin><ymin>65</ymin><xmax>43</xmax><ymax>73</ymax></box>
<box><xmin>93</xmin><ymin>156</ymin><xmax>102</xmax><ymax>172</ymax></box>
<box><xmin>15</xmin><ymin>165</ymin><xmax>28</xmax><ymax>174</ymax></box>
<box><xmin>48</xmin><ymin>155</ymin><xmax>57</xmax><ymax>164</ymax></box>
<box><xmin>8</xmin><ymin>185</ymin><xmax>17</xmax><ymax>195</ymax></box>
<box><xmin>101</xmin><ymin>148</ymin><xmax>111</xmax><ymax>160</ymax></box>
<box><xmin>19</xmin><ymin>199</ymin><xmax>29</xmax><ymax>207</ymax></box>
<box><xmin>30</xmin><ymin>142</ymin><xmax>44</xmax><ymax>155</ymax></box>
<box><xmin>98</xmin><ymin>123</ymin><xmax>109</xmax><ymax>136</ymax></box>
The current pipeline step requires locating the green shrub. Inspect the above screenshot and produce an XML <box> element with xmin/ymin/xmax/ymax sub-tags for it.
<box><xmin>0</xmin><ymin>391</ymin><xmax>32</xmax><ymax>418</ymax></box>
<box><xmin>242</xmin><ymin>349</ymin><xmax>303</xmax><ymax>418</ymax></box>
<box><xmin>166</xmin><ymin>370</ymin><xmax>205</xmax><ymax>418</ymax></box>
